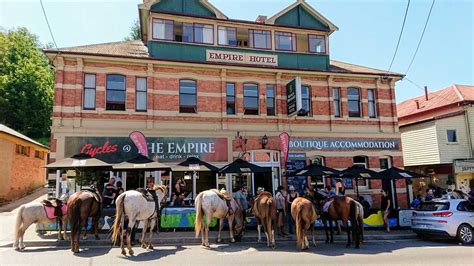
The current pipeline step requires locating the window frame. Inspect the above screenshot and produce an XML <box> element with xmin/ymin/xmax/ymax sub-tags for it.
<box><xmin>83</xmin><ymin>73</ymin><xmax>96</xmax><ymax>110</ymax></box>
<box><xmin>226</xmin><ymin>82</ymin><xmax>236</xmax><ymax>115</ymax></box>
<box><xmin>308</xmin><ymin>34</ymin><xmax>327</xmax><ymax>54</ymax></box>
<box><xmin>179</xmin><ymin>79</ymin><xmax>198</xmax><ymax>114</ymax></box>
<box><xmin>266</xmin><ymin>84</ymin><xmax>276</xmax><ymax>116</ymax></box>
<box><xmin>218</xmin><ymin>26</ymin><xmax>238</xmax><ymax>47</ymax></box>
<box><xmin>248</xmin><ymin>29</ymin><xmax>272</xmax><ymax>50</ymax></box>
<box><xmin>193</xmin><ymin>23</ymin><xmax>214</xmax><ymax>45</ymax></box>
<box><xmin>379</xmin><ymin>156</ymin><xmax>392</xmax><ymax>170</ymax></box>
<box><xmin>135</xmin><ymin>77</ymin><xmax>148</xmax><ymax>112</ymax></box>
<box><xmin>243</xmin><ymin>83</ymin><xmax>259</xmax><ymax>115</ymax></box>
<box><xmin>152</xmin><ymin>18</ymin><xmax>175</xmax><ymax>41</ymax></box>
<box><xmin>347</xmin><ymin>87</ymin><xmax>362</xmax><ymax>118</ymax></box>
<box><xmin>16</xmin><ymin>144</ymin><xmax>30</xmax><ymax>157</ymax></box>
<box><xmin>332</xmin><ymin>87</ymin><xmax>341</xmax><ymax>118</ymax></box>
<box><xmin>353</xmin><ymin>156</ymin><xmax>369</xmax><ymax>189</ymax></box>
<box><xmin>275</xmin><ymin>31</ymin><xmax>297</xmax><ymax>52</ymax></box>
<box><xmin>446</xmin><ymin>129</ymin><xmax>458</xmax><ymax>143</ymax></box>
<box><xmin>106</xmin><ymin>74</ymin><xmax>127</xmax><ymax>111</ymax></box>
<box><xmin>300</xmin><ymin>85</ymin><xmax>312</xmax><ymax>116</ymax></box>
<box><xmin>368</xmin><ymin>89</ymin><xmax>377</xmax><ymax>118</ymax></box>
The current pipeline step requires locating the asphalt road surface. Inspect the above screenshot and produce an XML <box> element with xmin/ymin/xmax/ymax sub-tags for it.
<box><xmin>0</xmin><ymin>239</ymin><xmax>472</xmax><ymax>265</ymax></box>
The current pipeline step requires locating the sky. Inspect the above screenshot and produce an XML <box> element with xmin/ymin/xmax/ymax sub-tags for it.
<box><xmin>1</xmin><ymin>0</ymin><xmax>473</xmax><ymax>103</ymax></box>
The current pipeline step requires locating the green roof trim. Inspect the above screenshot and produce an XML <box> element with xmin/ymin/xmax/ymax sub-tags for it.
<box><xmin>275</xmin><ymin>5</ymin><xmax>329</xmax><ymax>30</ymax></box>
<box><xmin>151</xmin><ymin>0</ymin><xmax>217</xmax><ymax>18</ymax></box>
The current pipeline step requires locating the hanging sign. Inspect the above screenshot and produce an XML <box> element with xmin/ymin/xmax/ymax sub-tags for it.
<box><xmin>286</xmin><ymin>77</ymin><xmax>302</xmax><ymax>116</ymax></box>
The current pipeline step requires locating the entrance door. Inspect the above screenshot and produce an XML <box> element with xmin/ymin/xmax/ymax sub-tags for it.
<box><xmin>254</xmin><ymin>171</ymin><xmax>273</xmax><ymax>194</ymax></box>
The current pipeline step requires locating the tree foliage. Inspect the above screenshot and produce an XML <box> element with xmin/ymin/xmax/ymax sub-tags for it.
<box><xmin>124</xmin><ymin>19</ymin><xmax>141</xmax><ymax>41</ymax></box>
<box><xmin>0</xmin><ymin>28</ymin><xmax>54</xmax><ymax>143</ymax></box>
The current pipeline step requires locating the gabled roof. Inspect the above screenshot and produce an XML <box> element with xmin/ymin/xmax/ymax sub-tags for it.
<box><xmin>397</xmin><ymin>84</ymin><xmax>474</xmax><ymax>118</ymax></box>
<box><xmin>266</xmin><ymin>0</ymin><xmax>338</xmax><ymax>34</ymax></box>
<box><xmin>44</xmin><ymin>40</ymin><xmax>402</xmax><ymax>77</ymax></box>
<box><xmin>0</xmin><ymin>124</ymin><xmax>48</xmax><ymax>149</ymax></box>
<box><xmin>140</xmin><ymin>0</ymin><xmax>228</xmax><ymax>19</ymax></box>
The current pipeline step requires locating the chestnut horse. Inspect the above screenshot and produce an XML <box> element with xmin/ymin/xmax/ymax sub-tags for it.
<box><xmin>252</xmin><ymin>191</ymin><xmax>277</xmax><ymax>248</ymax></box>
<box><xmin>291</xmin><ymin>197</ymin><xmax>317</xmax><ymax>251</ymax></box>
<box><xmin>67</xmin><ymin>189</ymin><xmax>101</xmax><ymax>253</ymax></box>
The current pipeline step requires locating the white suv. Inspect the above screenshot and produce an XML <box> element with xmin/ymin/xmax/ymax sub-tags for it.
<box><xmin>412</xmin><ymin>199</ymin><xmax>474</xmax><ymax>244</ymax></box>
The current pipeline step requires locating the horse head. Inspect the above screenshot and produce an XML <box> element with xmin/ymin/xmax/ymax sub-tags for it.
<box><xmin>152</xmin><ymin>184</ymin><xmax>168</xmax><ymax>204</ymax></box>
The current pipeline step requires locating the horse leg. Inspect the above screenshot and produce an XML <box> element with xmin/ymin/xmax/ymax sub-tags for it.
<box><xmin>217</xmin><ymin>219</ymin><xmax>223</xmax><ymax>243</ymax></box>
<box><xmin>81</xmin><ymin>218</ymin><xmax>88</xmax><ymax>240</ymax></box>
<box><xmin>16</xmin><ymin>221</ymin><xmax>31</xmax><ymax>250</ymax></box>
<box><xmin>262</xmin><ymin>219</ymin><xmax>269</xmax><ymax>247</ymax></box>
<box><xmin>127</xmin><ymin>218</ymin><xmax>135</xmax><ymax>255</ymax></box>
<box><xmin>228</xmin><ymin>215</ymin><xmax>235</xmax><ymax>243</ymax></box>
<box><xmin>322</xmin><ymin>216</ymin><xmax>329</xmax><ymax>243</ymax></box>
<box><xmin>256</xmin><ymin>219</ymin><xmax>262</xmax><ymax>243</ymax></box>
<box><xmin>343</xmin><ymin>220</ymin><xmax>351</xmax><ymax>248</ymax></box>
<box><xmin>311</xmin><ymin>222</ymin><xmax>316</xmax><ymax>247</ymax></box>
<box><xmin>147</xmin><ymin>219</ymin><xmax>156</xmax><ymax>250</ymax></box>
<box><xmin>141</xmin><ymin>220</ymin><xmax>148</xmax><ymax>249</ymax></box>
<box><xmin>328</xmin><ymin>218</ymin><xmax>334</xmax><ymax>244</ymax></box>
<box><xmin>93</xmin><ymin>216</ymin><xmax>100</xmax><ymax>240</ymax></box>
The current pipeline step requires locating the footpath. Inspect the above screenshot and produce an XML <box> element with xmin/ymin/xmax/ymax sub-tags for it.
<box><xmin>0</xmin><ymin>191</ymin><xmax>417</xmax><ymax>248</ymax></box>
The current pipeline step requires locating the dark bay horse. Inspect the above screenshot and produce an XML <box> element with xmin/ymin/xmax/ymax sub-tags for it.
<box><xmin>67</xmin><ymin>189</ymin><xmax>101</xmax><ymax>253</ymax></box>
<box><xmin>313</xmin><ymin>190</ymin><xmax>364</xmax><ymax>248</ymax></box>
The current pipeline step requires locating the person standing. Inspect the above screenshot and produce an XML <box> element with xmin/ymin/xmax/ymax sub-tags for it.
<box><xmin>234</xmin><ymin>186</ymin><xmax>249</xmax><ymax>221</ymax></box>
<box><xmin>380</xmin><ymin>190</ymin><xmax>391</xmax><ymax>233</ymax></box>
<box><xmin>102</xmin><ymin>177</ymin><xmax>116</xmax><ymax>208</ymax></box>
<box><xmin>335</xmin><ymin>178</ymin><xmax>345</xmax><ymax>196</ymax></box>
<box><xmin>286</xmin><ymin>185</ymin><xmax>299</xmax><ymax>234</ymax></box>
<box><xmin>275</xmin><ymin>186</ymin><xmax>287</xmax><ymax>236</ymax></box>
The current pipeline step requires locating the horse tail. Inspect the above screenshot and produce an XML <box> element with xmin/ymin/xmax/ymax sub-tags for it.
<box><xmin>111</xmin><ymin>193</ymin><xmax>125</xmax><ymax>246</ymax></box>
<box><xmin>295</xmin><ymin>203</ymin><xmax>303</xmax><ymax>249</ymax></box>
<box><xmin>14</xmin><ymin>205</ymin><xmax>25</xmax><ymax>244</ymax></box>
<box><xmin>194</xmin><ymin>192</ymin><xmax>204</xmax><ymax>238</ymax></box>
<box><xmin>349</xmin><ymin>199</ymin><xmax>360</xmax><ymax>243</ymax></box>
<box><xmin>70</xmin><ymin>198</ymin><xmax>82</xmax><ymax>242</ymax></box>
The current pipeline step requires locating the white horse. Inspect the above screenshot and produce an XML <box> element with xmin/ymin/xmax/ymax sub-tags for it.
<box><xmin>111</xmin><ymin>185</ymin><xmax>167</xmax><ymax>256</ymax></box>
<box><xmin>194</xmin><ymin>189</ymin><xmax>244</xmax><ymax>247</ymax></box>
<box><xmin>13</xmin><ymin>199</ymin><xmax>67</xmax><ymax>250</ymax></box>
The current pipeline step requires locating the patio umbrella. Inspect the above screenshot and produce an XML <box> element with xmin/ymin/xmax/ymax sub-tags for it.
<box><xmin>45</xmin><ymin>153</ymin><xmax>111</xmax><ymax>170</ymax></box>
<box><xmin>218</xmin><ymin>159</ymin><xmax>272</xmax><ymax>174</ymax></box>
<box><xmin>378</xmin><ymin>167</ymin><xmax>427</xmax><ymax>180</ymax></box>
<box><xmin>295</xmin><ymin>163</ymin><xmax>341</xmax><ymax>177</ymax></box>
<box><xmin>113</xmin><ymin>154</ymin><xmax>171</xmax><ymax>171</ymax></box>
<box><xmin>172</xmin><ymin>157</ymin><xmax>219</xmax><ymax>172</ymax></box>
<box><xmin>340</xmin><ymin>165</ymin><xmax>381</xmax><ymax>198</ymax></box>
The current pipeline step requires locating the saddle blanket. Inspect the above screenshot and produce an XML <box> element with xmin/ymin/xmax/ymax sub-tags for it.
<box><xmin>323</xmin><ymin>200</ymin><xmax>333</xmax><ymax>213</ymax></box>
<box><xmin>44</xmin><ymin>205</ymin><xmax>67</xmax><ymax>220</ymax></box>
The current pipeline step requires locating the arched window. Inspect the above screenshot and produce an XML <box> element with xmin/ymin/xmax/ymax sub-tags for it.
<box><xmin>179</xmin><ymin>80</ymin><xmax>197</xmax><ymax>113</ymax></box>
<box><xmin>347</xmin><ymin>88</ymin><xmax>361</xmax><ymax>117</ymax></box>
<box><xmin>106</xmin><ymin>74</ymin><xmax>126</xmax><ymax>111</ymax></box>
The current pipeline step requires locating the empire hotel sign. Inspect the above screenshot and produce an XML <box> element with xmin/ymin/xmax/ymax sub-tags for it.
<box><xmin>206</xmin><ymin>50</ymin><xmax>278</xmax><ymax>66</ymax></box>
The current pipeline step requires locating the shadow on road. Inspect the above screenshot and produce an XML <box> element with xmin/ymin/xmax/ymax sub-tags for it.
<box><xmin>116</xmin><ymin>245</ymin><xmax>187</xmax><ymax>261</ymax></box>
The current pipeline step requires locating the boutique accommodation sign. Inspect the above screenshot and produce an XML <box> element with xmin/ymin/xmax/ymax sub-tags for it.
<box><xmin>64</xmin><ymin>136</ymin><xmax>228</xmax><ymax>163</ymax></box>
<box><xmin>289</xmin><ymin>139</ymin><xmax>400</xmax><ymax>151</ymax></box>
<box><xmin>206</xmin><ymin>50</ymin><xmax>278</xmax><ymax>66</ymax></box>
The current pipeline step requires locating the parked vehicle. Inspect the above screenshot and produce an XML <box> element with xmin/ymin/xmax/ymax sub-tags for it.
<box><xmin>412</xmin><ymin>199</ymin><xmax>474</xmax><ymax>244</ymax></box>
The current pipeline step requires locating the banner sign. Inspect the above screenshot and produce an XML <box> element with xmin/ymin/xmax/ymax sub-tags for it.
<box><xmin>65</xmin><ymin>136</ymin><xmax>228</xmax><ymax>163</ymax></box>
<box><xmin>290</xmin><ymin>139</ymin><xmax>400</xmax><ymax>151</ymax></box>
<box><xmin>286</xmin><ymin>77</ymin><xmax>302</xmax><ymax>116</ymax></box>
<box><xmin>279</xmin><ymin>132</ymin><xmax>290</xmax><ymax>169</ymax></box>
<box><xmin>206</xmin><ymin>50</ymin><xmax>278</xmax><ymax>66</ymax></box>
<box><xmin>454</xmin><ymin>160</ymin><xmax>474</xmax><ymax>173</ymax></box>
<box><xmin>286</xmin><ymin>153</ymin><xmax>307</xmax><ymax>195</ymax></box>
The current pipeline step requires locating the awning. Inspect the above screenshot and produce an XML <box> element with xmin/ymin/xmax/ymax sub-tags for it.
<box><xmin>218</xmin><ymin>159</ymin><xmax>272</xmax><ymax>174</ymax></box>
<box><xmin>295</xmin><ymin>163</ymin><xmax>341</xmax><ymax>177</ymax></box>
<box><xmin>172</xmin><ymin>157</ymin><xmax>219</xmax><ymax>172</ymax></box>
<box><xmin>113</xmin><ymin>154</ymin><xmax>171</xmax><ymax>171</ymax></box>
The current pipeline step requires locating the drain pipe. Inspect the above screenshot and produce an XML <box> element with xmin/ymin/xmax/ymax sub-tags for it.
<box><xmin>465</xmin><ymin>106</ymin><xmax>473</xmax><ymax>158</ymax></box>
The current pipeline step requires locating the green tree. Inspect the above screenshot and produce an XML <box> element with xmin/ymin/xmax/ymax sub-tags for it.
<box><xmin>0</xmin><ymin>28</ymin><xmax>54</xmax><ymax>144</ymax></box>
<box><xmin>124</xmin><ymin>19</ymin><xmax>141</xmax><ymax>41</ymax></box>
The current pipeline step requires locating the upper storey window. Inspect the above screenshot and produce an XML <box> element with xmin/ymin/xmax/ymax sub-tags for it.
<box><xmin>249</xmin><ymin>30</ymin><xmax>271</xmax><ymax>50</ymax></box>
<box><xmin>179</xmin><ymin>80</ymin><xmax>197</xmax><ymax>113</ymax></box>
<box><xmin>153</xmin><ymin>19</ymin><xmax>174</xmax><ymax>40</ymax></box>
<box><xmin>244</xmin><ymin>83</ymin><xmax>259</xmax><ymax>115</ymax></box>
<box><xmin>182</xmin><ymin>23</ymin><xmax>214</xmax><ymax>44</ymax></box>
<box><xmin>348</xmin><ymin>88</ymin><xmax>361</xmax><ymax>117</ymax></box>
<box><xmin>218</xmin><ymin>26</ymin><xmax>237</xmax><ymax>46</ymax></box>
<box><xmin>308</xmin><ymin>35</ymin><xmax>326</xmax><ymax>54</ymax></box>
<box><xmin>106</xmin><ymin>75</ymin><xmax>126</xmax><ymax>111</ymax></box>
<box><xmin>275</xmin><ymin>32</ymin><xmax>296</xmax><ymax>51</ymax></box>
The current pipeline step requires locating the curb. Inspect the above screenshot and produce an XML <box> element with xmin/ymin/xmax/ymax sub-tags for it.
<box><xmin>1</xmin><ymin>234</ymin><xmax>418</xmax><ymax>248</ymax></box>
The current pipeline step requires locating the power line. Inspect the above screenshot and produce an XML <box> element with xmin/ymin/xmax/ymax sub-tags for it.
<box><xmin>387</xmin><ymin>0</ymin><xmax>411</xmax><ymax>73</ymax></box>
<box><xmin>403</xmin><ymin>77</ymin><xmax>454</xmax><ymax>104</ymax></box>
<box><xmin>40</xmin><ymin>0</ymin><xmax>58</xmax><ymax>50</ymax></box>
<box><xmin>405</xmin><ymin>0</ymin><xmax>436</xmax><ymax>74</ymax></box>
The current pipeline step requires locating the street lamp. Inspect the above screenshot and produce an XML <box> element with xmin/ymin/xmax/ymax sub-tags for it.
<box><xmin>262</xmin><ymin>134</ymin><xmax>269</xmax><ymax>149</ymax></box>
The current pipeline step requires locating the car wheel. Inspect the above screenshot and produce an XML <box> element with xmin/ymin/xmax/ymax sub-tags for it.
<box><xmin>457</xmin><ymin>224</ymin><xmax>473</xmax><ymax>245</ymax></box>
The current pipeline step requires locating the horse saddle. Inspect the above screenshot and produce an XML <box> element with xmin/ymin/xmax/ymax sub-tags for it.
<box><xmin>210</xmin><ymin>189</ymin><xmax>231</xmax><ymax>201</ymax></box>
<box><xmin>136</xmin><ymin>188</ymin><xmax>159</xmax><ymax>216</ymax></box>
<box><xmin>81</xmin><ymin>187</ymin><xmax>102</xmax><ymax>203</ymax></box>
<box><xmin>42</xmin><ymin>199</ymin><xmax>67</xmax><ymax>220</ymax></box>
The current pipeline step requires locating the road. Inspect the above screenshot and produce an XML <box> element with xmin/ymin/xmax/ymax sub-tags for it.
<box><xmin>0</xmin><ymin>239</ymin><xmax>472</xmax><ymax>265</ymax></box>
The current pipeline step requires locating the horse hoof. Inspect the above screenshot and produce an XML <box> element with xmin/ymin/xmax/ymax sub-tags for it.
<box><xmin>128</xmin><ymin>250</ymin><xmax>134</xmax><ymax>256</ymax></box>
<box><xmin>148</xmin><ymin>244</ymin><xmax>154</xmax><ymax>250</ymax></box>
<box><xmin>141</xmin><ymin>243</ymin><xmax>147</xmax><ymax>249</ymax></box>
<box><xmin>230</xmin><ymin>238</ymin><xmax>235</xmax><ymax>243</ymax></box>
<box><xmin>20</xmin><ymin>246</ymin><xmax>25</xmax><ymax>250</ymax></box>
<box><xmin>121</xmin><ymin>250</ymin><xmax>126</xmax><ymax>255</ymax></box>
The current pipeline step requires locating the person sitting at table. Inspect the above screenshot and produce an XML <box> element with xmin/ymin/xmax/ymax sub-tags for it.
<box><xmin>114</xmin><ymin>181</ymin><xmax>124</xmax><ymax>204</ymax></box>
<box><xmin>174</xmin><ymin>178</ymin><xmax>186</xmax><ymax>196</ymax></box>
<box><xmin>102</xmin><ymin>177</ymin><xmax>116</xmax><ymax>208</ymax></box>
<box><xmin>173</xmin><ymin>192</ymin><xmax>185</xmax><ymax>207</ymax></box>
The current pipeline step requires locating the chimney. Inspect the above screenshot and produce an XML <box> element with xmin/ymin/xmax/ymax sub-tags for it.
<box><xmin>256</xmin><ymin>16</ymin><xmax>267</xmax><ymax>23</ymax></box>
<box><xmin>424</xmin><ymin>86</ymin><xmax>429</xmax><ymax>101</ymax></box>
<box><xmin>415</xmin><ymin>100</ymin><xmax>420</xmax><ymax>110</ymax></box>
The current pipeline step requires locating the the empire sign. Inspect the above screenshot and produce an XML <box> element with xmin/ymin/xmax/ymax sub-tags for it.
<box><xmin>206</xmin><ymin>50</ymin><xmax>278</xmax><ymax>66</ymax></box>
<box><xmin>290</xmin><ymin>139</ymin><xmax>400</xmax><ymax>151</ymax></box>
<box><xmin>65</xmin><ymin>136</ymin><xmax>228</xmax><ymax>163</ymax></box>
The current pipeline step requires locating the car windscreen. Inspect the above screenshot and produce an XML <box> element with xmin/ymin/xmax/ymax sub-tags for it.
<box><xmin>418</xmin><ymin>202</ymin><xmax>450</xmax><ymax>211</ymax></box>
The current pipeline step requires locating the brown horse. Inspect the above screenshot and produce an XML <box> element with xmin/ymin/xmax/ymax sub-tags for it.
<box><xmin>291</xmin><ymin>197</ymin><xmax>317</xmax><ymax>251</ymax></box>
<box><xmin>323</xmin><ymin>195</ymin><xmax>364</xmax><ymax>248</ymax></box>
<box><xmin>252</xmin><ymin>191</ymin><xmax>277</xmax><ymax>248</ymax></box>
<box><xmin>67</xmin><ymin>189</ymin><xmax>101</xmax><ymax>253</ymax></box>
